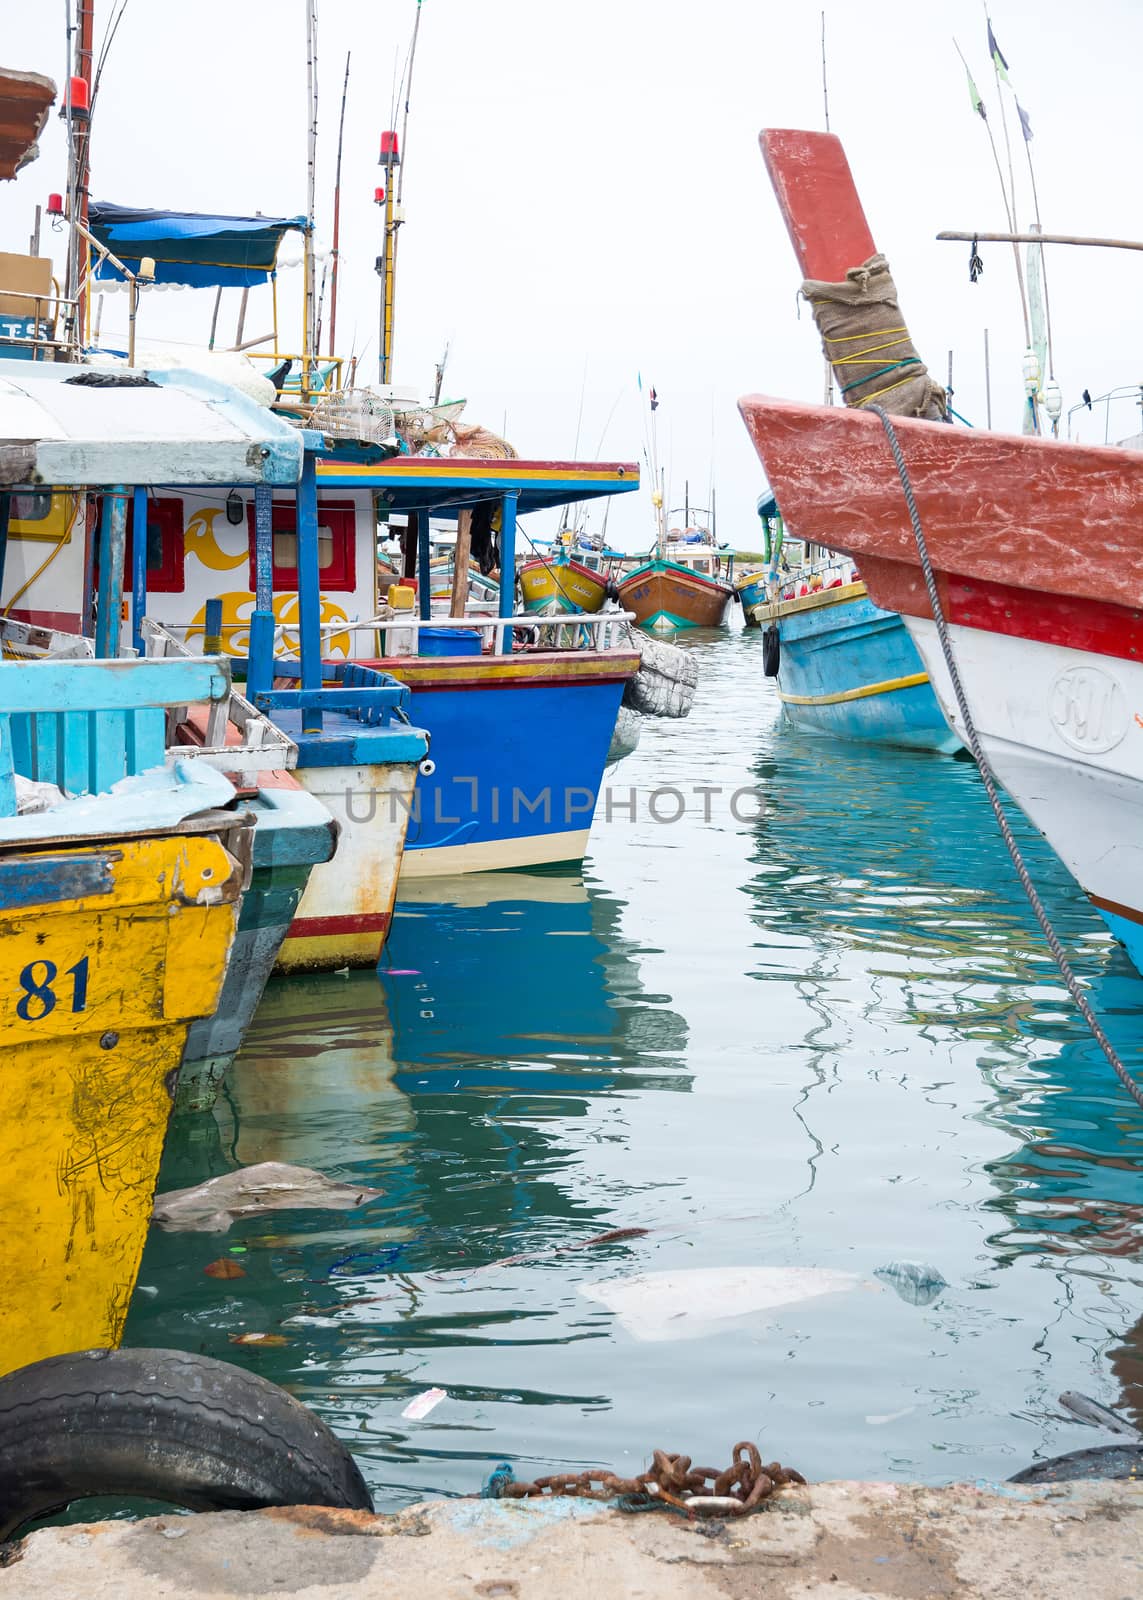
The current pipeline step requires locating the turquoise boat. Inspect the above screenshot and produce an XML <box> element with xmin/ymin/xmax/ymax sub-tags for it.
<box><xmin>756</xmin><ymin>573</ymin><xmax>961</xmax><ymax>754</ymax></box>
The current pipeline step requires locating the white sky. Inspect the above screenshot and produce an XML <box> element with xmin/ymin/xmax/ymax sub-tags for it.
<box><xmin>3</xmin><ymin>0</ymin><xmax>1141</xmax><ymax>549</ymax></box>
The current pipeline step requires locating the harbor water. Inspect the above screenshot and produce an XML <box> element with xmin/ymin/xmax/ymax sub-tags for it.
<box><xmin>128</xmin><ymin>622</ymin><xmax>1143</xmax><ymax>1503</ymax></box>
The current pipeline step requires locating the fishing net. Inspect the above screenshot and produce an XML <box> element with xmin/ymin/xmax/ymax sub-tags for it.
<box><xmin>801</xmin><ymin>252</ymin><xmax>947</xmax><ymax>421</ymax></box>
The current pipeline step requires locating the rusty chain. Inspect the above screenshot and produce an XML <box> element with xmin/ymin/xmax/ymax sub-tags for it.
<box><xmin>484</xmin><ymin>1441</ymin><xmax>805</xmax><ymax>1518</ymax></box>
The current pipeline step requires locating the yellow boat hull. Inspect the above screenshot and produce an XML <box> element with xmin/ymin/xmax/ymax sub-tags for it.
<box><xmin>0</xmin><ymin>830</ymin><xmax>246</xmax><ymax>1374</ymax></box>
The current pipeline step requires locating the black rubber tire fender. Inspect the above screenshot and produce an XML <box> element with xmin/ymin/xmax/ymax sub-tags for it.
<box><xmin>1008</xmin><ymin>1443</ymin><xmax>1143</xmax><ymax>1484</ymax></box>
<box><xmin>762</xmin><ymin>623</ymin><xmax>781</xmax><ymax>678</ymax></box>
<box><xmin>0</xmin><ymin>1347</ymin><xmax>373</xmax><ymax>1542</ymax></box>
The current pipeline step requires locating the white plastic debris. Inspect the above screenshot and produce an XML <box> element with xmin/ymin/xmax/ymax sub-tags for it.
<box><xmin>402</xmin><ymin>1387</ymin><xmax>447</xmax><ymax>1420</ymax></box>
<box><xmin>580</xmin><ymin>1266</ymin><xmax>867</xmax><ymax>1343</ymax></box>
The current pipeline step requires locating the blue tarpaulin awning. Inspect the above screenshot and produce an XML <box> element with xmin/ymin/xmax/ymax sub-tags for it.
<box><xmin>88</xmin><ymin>203</ymin><xmax>307</xmax><ymax>288</ymax></box>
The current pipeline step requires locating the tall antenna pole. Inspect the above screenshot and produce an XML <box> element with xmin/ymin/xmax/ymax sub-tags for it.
<box><xmin>327</xmin><ymin>50</ymin><xmax>350</xmax><ymax>360</ymax></box>
<box><xmin>820</xmin><ymin>11</ymin><xmax>834</xmax><ymax>407</ymax></box>
<box><xmin>303</xmin><ymin>0</ymin><xmax>319</xmax><ymax>397</ymax></box>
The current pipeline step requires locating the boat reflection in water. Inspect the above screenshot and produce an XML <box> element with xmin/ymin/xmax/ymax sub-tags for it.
<box><xmin>130</xmin><ymin>871</ymin><xmax>688</xmax><ymax>1504</ymax></box>
<box><xmin>746</xmin><ymin>726</ymin><xmax>1143</xmax><ymax>1468</ymax></box>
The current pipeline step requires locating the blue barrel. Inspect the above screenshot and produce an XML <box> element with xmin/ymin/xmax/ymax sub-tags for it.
<box><xmin>418</xmin><ymin>627</ymin><xmax>482</xmax><ymax>657</ymax></box>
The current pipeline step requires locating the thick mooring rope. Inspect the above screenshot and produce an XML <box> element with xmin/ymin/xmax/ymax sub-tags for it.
<box><xmin>869</xmin><ymin>404</ymin><xmax>1143</xmax><ymax>1113</ymax></box>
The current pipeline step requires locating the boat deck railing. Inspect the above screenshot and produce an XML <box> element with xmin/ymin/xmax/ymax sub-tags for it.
<box><xmin>333</xmin><ymin>608</ymin><xmax>639</xmax><ymax>658</ymax></box>
<box><xmin>142</xmin><ymin>618</ymin><xmax>298</xmax><ymax>773</ymax></box>
<box><xmin>151</xmin><ymin>608</ymin><xmax>638</xmax><ymax>661</ymax></box>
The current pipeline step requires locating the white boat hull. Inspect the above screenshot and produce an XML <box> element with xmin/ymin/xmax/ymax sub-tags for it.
<box><xmin>905</xmin><ymin>618</ymin><xmax>1143</xmax><ymax>971</ymax></box>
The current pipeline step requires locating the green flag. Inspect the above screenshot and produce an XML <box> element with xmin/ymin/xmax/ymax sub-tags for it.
<box><xmin>966</xmin><ymin>64</ymin><xmax>986</xmax><ymax>119</ymax></box>
<box><xmin>987</xmin><ymin>21</ymin><xmax>1010</xmax><ymax>84</ymax></box>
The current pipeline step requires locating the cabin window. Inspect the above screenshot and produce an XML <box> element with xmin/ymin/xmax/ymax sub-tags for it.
<box><xmin>247</xmin><ymin>499</ymin><xmax>356</xmax><ymax>592</ymax></box>
<box><xmin>126</xmin><ymin>495</ymin><xmax>185</xmax><ymax>593</ymax></box>
<box><xmin>8</xmin><ymin>491</ymin><xmax>74</xmax><ymax>544</ymax></box>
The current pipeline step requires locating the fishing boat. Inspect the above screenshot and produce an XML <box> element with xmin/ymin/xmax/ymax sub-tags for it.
<box><xmin>739</xmin><ymin>127</ymin><xmax>1143</xmax><ymax>972</ymax></box>
<box><xmin>518</xmin><ymin>547</ymin><xmax>612</xmax><ymax>615</ymax></box>
<box><xmin>618</xmin><ymin>522</ymin><xmax>735</xmax><ymax>632</ymax></box>
<box><xmin>753</xmin><ymin>553</ymin><xmax>962</xmax><ymax>754</ymax></box>
<box><xmin>0</xmin><ymin>358</ymin><xmax>367</xmax><ymax>1112</ymax></box>
<box><xmin>130</xmin><ymin>446</ymin><xmax>642</xmax><ymax>877</ymax></box>
<box><xmin>732</xmin><ymin>494</ymin><xmax>781</xmax><ymax>625</ymax></box>
<box><xmin>0</xmin><ymin>656</ymin><xmax>371</xmax><ymax>1527</ymax></box>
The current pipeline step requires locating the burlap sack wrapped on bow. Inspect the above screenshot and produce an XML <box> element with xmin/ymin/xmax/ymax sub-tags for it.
<box><xmin>802</xmin><ymin>252</ymin><xmax>947</xmax><ymax>421</ymax></box>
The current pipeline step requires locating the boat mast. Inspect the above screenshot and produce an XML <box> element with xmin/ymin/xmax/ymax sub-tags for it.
<box><xmin>379</xmin><ymin>0</ymin><xmax>424</xmax><ymax>385</ymax></box>
<box><xmin>303</xmin><ymin>0</ymin><xmax>319</xmax><ymax>398</ymax></box>
<box><xmin>63</xmin><ymin>0</ymin><xmax>96</xmax><ymax>349</ymax></box>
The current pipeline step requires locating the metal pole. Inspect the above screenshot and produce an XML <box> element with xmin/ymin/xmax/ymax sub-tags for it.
<box><xmin>498</xmin><ymin>490</ymin><xmax>518</xmax><ymax>656</ymax></box>
<box><xmin>130</xmin><ymin>487</ymin><xmax>148</xmax><ymax>655</ymax></box>
<box><xmin>0</xmin><ymin>491</ymin><xmax>10</xmax><ymax>604</ymax></box>
<box><xmin>247</xmin><ymin>484</ymin><xmax>275</xmax><ymax>698</ymax></box>
<box><xmin>95</xmin><ymin>488</ymin><xmax>128</xmax><ymax>658</ymax></box>
<box><xmin>296</xmin><ymin>453</ymin><xmax>323</xmax><ymax>731</ymax></box>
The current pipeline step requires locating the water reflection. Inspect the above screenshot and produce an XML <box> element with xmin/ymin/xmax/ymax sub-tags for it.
<box><xmin>130</xmin><ymin>873</ymin><xmax>689</xmax><ymax>1503</ymax></box>
<box><xmin>746</xmin><ymin>724</ymin><xmax>1143</xmax><ymax>1458</ymax></box>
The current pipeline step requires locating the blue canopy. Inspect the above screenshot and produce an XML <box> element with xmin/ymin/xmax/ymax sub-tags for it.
<box><xmin>88</xmin><ymin>203</ymin><xmax>307</xmax><ymax>288</ymax></box>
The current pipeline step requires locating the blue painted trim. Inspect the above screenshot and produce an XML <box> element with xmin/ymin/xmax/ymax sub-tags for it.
<box><xmin>499</xmin><ymin>490</ymin><xmax>518</xmax><ymax>654</ymax></box>
<box><xmin>130</xmin><ymin>487</ymin><xmax>147</xmax><ymax>656</ymax></box>
<box><xmin>0</xmin><ymin>656</ymin><xmax>229</xmax><ymax>714</ymax></box>
<box><xmin>0</xmin><ymin>851</ymin><xmax>114</xmax><ymax>911</ymax></box>
<box><xmin>1094</xmin><ymin>906</ymin><xmax>1143</xmax><ymax>980</ymax></box>
<box><xmin>253</xmin><ymin>483</ymin><xmax>273</xmax><ymax>610</ymax></box>
<box><xmin>246</xmin><ymin>785</ymin><xmax>339</xmax><ymax>870</ymax></box>
<box><xmin>296</xmin><ymin>452</ymin><xmax>323</xmax><ymax>733</ymax></box>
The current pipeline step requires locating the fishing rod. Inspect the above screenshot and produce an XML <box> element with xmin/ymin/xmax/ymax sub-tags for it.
<box><xmin>326</xmin><ymin>50</ymin><xmax>351</xmax><ymax>360</ymax></box>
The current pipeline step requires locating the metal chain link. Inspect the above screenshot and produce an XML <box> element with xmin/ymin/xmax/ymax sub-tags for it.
<box><xmin>484</xmin><ymin>1441</ymin><xmax>805</xmax><ymax>1518</ymax></box>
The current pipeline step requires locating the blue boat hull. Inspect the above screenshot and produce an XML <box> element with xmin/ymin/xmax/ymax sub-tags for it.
<box><xmin>360</xmin><ymin>654</ymin><xmax>636</xmax><ymax>876</ymax></box>
<box><xmin>769</xmin><ymin>587</ymin><xmax>961</xmax><ymax>754</ymax></box>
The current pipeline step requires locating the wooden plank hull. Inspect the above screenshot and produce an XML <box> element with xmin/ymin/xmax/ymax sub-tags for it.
<box><xmin>758</xmin><ymin>581</ymin><xmax>960</xmax><ymax>753</ymax></box>
<box><xmin>519</xmin><ymin>558</ymin><xmax>608</xmax><ymax>615</ymax></box>
<box><xmin>618</xmin><ymin>560</ymin><xmax>733</xmax><ymax>632</ymax></box>
<box><xmin>0</xmin><ymin>830</ymin><xmax>243</xmax><ymax>1372</ymax></box>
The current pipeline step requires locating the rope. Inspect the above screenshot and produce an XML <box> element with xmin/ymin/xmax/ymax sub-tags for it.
<box><xmin>869</xmin><ymin>404</ymin><xmax>1143</xmax><ymax>1112</ymax></box>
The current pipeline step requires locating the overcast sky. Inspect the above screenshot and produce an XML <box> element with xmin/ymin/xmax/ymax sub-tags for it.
<box><xmin>4</xmin><ymin>1</ymin><xmax>1142</xmax><ymax>549</ymax></box>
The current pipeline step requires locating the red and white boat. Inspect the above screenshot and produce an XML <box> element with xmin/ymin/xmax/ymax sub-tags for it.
<box><xmin>739</xmin><ymin>129</ymin><xmax>1143</xmax><ymax>976</ymax></box>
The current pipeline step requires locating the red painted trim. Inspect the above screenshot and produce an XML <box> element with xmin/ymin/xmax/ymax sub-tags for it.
<box><xmin>8</xmin><ymin>606</ymin><xmax>84</xmax><ymax>632</ymax></box>
<box><xmin>859</xmin><ymin>557</ymin><xmax>1143</xmax><ymax>666</ymax></box>
<box><xmin>1090</xmin><ymin>893</ymin><xmax>1143</xmax><ymax>927</ymax></box>
<box><xmin>127</xmin><ymin>496</ymin><xmax>185</xmax><ymax>593</ymax></box>
<box><xmin>287</xmin><ymin>911</ymin><xmax>391</xmax><ymax>938</ymax></box>
<box><xmin>330</xmin><ymin>458</ymin><xmax>638</xmax><ymax>476</ymax></box>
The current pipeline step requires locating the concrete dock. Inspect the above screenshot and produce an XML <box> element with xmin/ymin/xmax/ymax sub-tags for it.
<box><xmin>4</xmin><ymin>1479</ymin><xmax>1141</xmax><ymax>1598</ymax></box>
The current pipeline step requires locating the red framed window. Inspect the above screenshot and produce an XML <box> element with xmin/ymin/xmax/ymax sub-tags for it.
<box><xmin>246</xmin><ymin>498</ymin><xmax>357</xmax><ymax>592</ymax></box>
<box><xmin>126</xmin><ymin>495</ymin><xmax>185</xmax><ymax>593</ymax></box>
